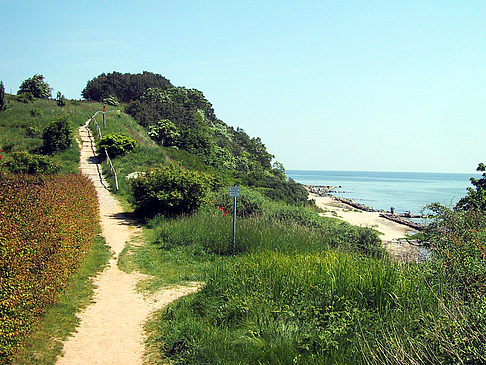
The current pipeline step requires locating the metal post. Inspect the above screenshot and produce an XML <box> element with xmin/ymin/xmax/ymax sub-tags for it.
<box><xmin>232</xmin><ymin>196</ymin><xmax>237</xmax><ymax>253</ymax></box>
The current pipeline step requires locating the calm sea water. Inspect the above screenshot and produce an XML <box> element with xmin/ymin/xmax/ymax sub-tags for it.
<box><xmin>287</xmin><ymin>170</ymin><xmax>480</xmax><ymax>215</ymax></box>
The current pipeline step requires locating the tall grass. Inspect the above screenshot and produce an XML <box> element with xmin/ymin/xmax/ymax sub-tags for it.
<box><xmin>152</xmin><ymin>251</ymin><xmax>442</xmax><ymax>364</ymax></box>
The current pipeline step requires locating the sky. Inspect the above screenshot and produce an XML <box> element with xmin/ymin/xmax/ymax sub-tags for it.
<box><xmin>1</xmin><ymin>0</ymin><xmax>485</xmax><ymax>173</ymax></box>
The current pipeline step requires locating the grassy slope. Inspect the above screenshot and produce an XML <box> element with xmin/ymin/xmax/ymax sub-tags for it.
<box><xmin>0</xmin><ymin>97</ymin><xmax>107</xmax><ymax>173</ymax></box>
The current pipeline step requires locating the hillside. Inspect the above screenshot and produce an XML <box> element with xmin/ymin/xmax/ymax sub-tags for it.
<box><xmin>1</xmin><ymin>74</ymin><xmax>485</xmax><ymax>364</ymax></box>
<box><xmin>82</xmin><ymin>71</ymin><xmax>308</xmax><ymax>206</ymax></box>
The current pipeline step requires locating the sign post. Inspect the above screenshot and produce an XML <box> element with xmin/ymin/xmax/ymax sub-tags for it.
<box><xmin>229</xmin><ymin>185</ymin><xmax>241</xmax><ymax>254</ymax></box>
<box><xmin>102</xmin><ymin>105</ymin><xmax>107</xmax><ymax>127</ymax></box>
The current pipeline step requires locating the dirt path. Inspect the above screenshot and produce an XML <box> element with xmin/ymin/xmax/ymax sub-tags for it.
<box><xmin>56</xmin><ymin>121</ymin><xmax>198</xmax><ymax>365</ymax></box>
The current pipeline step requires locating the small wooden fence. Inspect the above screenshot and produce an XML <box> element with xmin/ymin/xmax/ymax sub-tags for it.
<box><xmin>89</xmin><ymin>110</ymin><xmax>119</xmax><ymax>190</ymax></box>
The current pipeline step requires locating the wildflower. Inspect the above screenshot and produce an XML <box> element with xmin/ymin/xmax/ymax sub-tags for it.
<box><xmin>223</xmin><ymin>213</ymin><xmax>227</xmax><ymax>216</ymax></box>
<box><xmin>225</xmin><ymin>210</ymin><xmax>229</xmax><ymax>214</ymax></box>
<box><xmin>220</xmin><ymin>207</ymin><xmax>224</xmax><ymax>211</ymax></box>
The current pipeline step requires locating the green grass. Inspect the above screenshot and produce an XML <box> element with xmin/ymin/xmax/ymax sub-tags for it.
<box><xmin>12</xmin><ymin>234</ymin><xmax>111</xmax><ymax>364</ymax></box>
<box><xmin>0</xmin><ymin>97</ymin><xmax>109</xmax><ymax>174</ymax></box>
<box><xmin>143</xmin><ymin>247</ymin><xmax>459</xmax><ymax>365</ymax></box>
<box><xmin>118</xmin><ymin>206</ymin><xmax>485</xmax><ymax>364</ymax></box>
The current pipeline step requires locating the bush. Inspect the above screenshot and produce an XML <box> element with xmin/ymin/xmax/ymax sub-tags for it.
<box><xmin>147</xmin><ymin>119</ymin><xmax>180</xmax><ymax>146</ymax></box>
<box><xmin>3</xmin><ymin>151</ymin><xmax>60</xmax><ymax>174</ymax></box>
<box><xmin>56</xmin><ymin>91</ymin><xmax>67</xmax><ymax>107</ymax></box>
<box><xmin>102</xmin><ymin>95</ymin><xmax>119</xmax><ymax>106</ymax></box>
<box><xmin>209</xmin><ymin>186</ymin><xmax>267</xmax><ymax>217</ymax></box>
<box><xmin>0</xmin><ymin>174</ymin><xmax>98</xmax><ymax>361</ymax></box>
<box><xmin>30</xmin><ymin>108</ymin><xmax>42</xmax><ymax>117</ymax></box>
<box><xmin>98</xmin><ymin>133</ymin><xmax>137</xmax><ymax>158</ymax></box>
<box><xmin>425</xmin><ymin>204</ymin><xmax>486</xmax><ymax>299</ymax></box>
<box><xmin>42</xmin><ymin>117</ymin><xmax>73</xmax><ymax>153</ymax></box>
<box><xmin>130</xmin><ymin>164</ymin><xmax>214</xmax><ymax>216</ymax></box>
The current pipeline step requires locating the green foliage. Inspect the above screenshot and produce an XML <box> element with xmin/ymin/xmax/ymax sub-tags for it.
<box><xmin>425</xmin><ymin>204</ymin><xmax>486</xmax><ymax>300</ymax></box>
<box><xmin>12</xmin><ymin>235</ymin><xmax>110</xmax><ymax>365</ymax></box>
<box><xmin>210</xmin><ymin>186</ymin><xmax>267</xmax><ymax>217</ymax></box>
<box><xmin>56</xmin><ymin>91</ymin><xmax>66</xmax><ymax>107</ymax></box>
<box><xmin>82</xmin><ymin>71</ymin><xmax>172</xmax><ymax>103</ymax></box>
<box><xmin>0</xmin><ymin>81</ymin><xmax>6</xmax><ymax>111</ymax></box>
<box><xmin>456</xmin><ymin>162</ymin><xmax>486</xmax><ymax>211</ymax></box>
<box><xmin>17</xmin><ymin>74</ymin><xmax>51</xmax><ymax>99</ymax></box>
<box><xmin>42</xmin><ymin>116</ymin><xmax>73</xmax><ymax>153</ymax></box>
<box><xmin>98</xmin><ymin>133</ymin><xmax>137</xmax><ymax>158</ymax></box>
<box><xmin>0</xmin><ymin>174</ymin><xmax>99</xmax><ymax>362</ymax></box>
<box><xmin>130</xmin><ymin>164</ymin><xmax>215</xmax><ymax>216</ymax></box>
<box><xmin>29</xmin><ymin>108</ymin><xmax>42</xmax><ymax>117</ymax></box>
<box><xmin>3</xmin><ymin>151</ymin><xmax>60</xmax><ymax>174</ymax></box>
<box><xmin>102</xmin><ymin>95</ymin><xmax>119</xmax><ymax>106</ymax></box>
<box><xmin>151</xmin><ymin>251</ymin><xmax>438</xmax><ymax>364</ymax></box>
<box><xmin>147</xmin><ymin>119</ymin><xmax>180</xmax><ymax>146</ymax></box>
<box><xmin>16</xmin><ymin>92</ymin><xmax>35</xmax><ymax>104</ymax></box>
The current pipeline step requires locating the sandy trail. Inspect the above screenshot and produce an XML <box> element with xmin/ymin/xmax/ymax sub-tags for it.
<box><xmin>309</xmin><ymin>193</ymin><xmax>423</xmax><ymax>260</ymax></box>
<box><xmin>56</xmin><ymin>121</ymin><xmax>198</xmax><ymax>365</ymax></box>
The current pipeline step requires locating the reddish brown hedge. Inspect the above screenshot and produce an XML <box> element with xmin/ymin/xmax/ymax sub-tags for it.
<box><xmin>0</xmin><ymin>173</ymin><xmax>99</xmax><ymax>362</ymax></box>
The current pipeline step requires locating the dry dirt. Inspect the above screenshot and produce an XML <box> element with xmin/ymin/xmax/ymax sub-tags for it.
<box><xmin>56</xmin><ymin>121</ymin><xmax>198</xmax><ymax>365</ymax></box>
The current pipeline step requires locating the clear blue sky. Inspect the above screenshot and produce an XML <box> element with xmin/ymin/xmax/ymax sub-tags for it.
<box><xmin>1</xmin><ymin>1</ymin><xmax>485</xmax><ymax>173</ymax></box>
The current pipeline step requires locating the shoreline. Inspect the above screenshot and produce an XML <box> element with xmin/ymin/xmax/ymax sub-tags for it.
<box><xmin>307</xmin><ymin>190</ymin><xmax>426</xmax><ymax>261</ymax></box>
<box><xmin>306</xmin><ymin>185</ymin><xmax>424</xmax><ymax>231</ymax></box>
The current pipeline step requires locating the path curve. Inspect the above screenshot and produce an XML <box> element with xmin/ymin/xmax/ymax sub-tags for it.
<box><xmin>56</xmin><ymin>121</ymin><xmax>198</xmax><ymax>365</ymax></box>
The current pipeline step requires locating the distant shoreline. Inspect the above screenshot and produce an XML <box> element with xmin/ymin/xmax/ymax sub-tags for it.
<box><xmin>306</xmin><ymin>184</ymin><xmax>424</xmax><ymax>228</ymax></box>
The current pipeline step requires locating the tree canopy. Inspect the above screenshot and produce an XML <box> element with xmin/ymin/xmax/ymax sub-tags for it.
<box><xmin>456</xmin><ymin>163</ymin><xmax>486</xmax><ymax>211</ymax></box>
<box><xmin>17</xmin><ymin>74</ymin><xmax>51</xmax><ymax>99</ymax></box>
<box><xmin>82</xmin><ymin>71</ymin><xmax>172</xmax><ymax>103</ymax></box>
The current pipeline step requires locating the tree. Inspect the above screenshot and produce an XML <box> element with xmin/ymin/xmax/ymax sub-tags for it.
<box><xmin>456</xmin><ymin>163</ymin><xmax>486</xmax><ymax>211</ymax></box>
<box><xmin>18</xmin><ymin>74</ymin><xmax>51</xmax><ymax>99</ymax></box>
<box><xmin>82</xmin><ymin>71</ymin><xmax>173</xmax><ymax>103</ymax></box>
<box><xmin>0</xmin><ymin>81</ymin><xmax>6</xmax><ymax>111</ymax></box>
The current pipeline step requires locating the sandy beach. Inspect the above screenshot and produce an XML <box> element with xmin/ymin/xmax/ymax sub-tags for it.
<box><xmin>309</xmin><ymin>193</ymin><xmax>424</xmax><ymax>260</ymax></box>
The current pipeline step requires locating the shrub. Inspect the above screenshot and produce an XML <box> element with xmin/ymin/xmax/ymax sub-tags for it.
<box><xmin>98</xmin><ymin>133</ymin><xmax>137</xmax><ymax>158</ymax></box>
<box><xmin>0</xmin><ymin>174</ymin><xmax>98</xmax><ymax>361</ymax></box>
<box><xmin>56</xmin><ymin>91</ymin><xmax>67</xmax><ymax>107</ymax></box>
<box><xmin>42</xmin><ymin>117</ymin><xmax>73</xmax><ymax>153</ymax></box>
<box><xmin>102</xmin><ymin>95</ymin><xmax>119</xmax><ymax>106</ymax></box>
<box><xmin>425</xmin><ymin>203</ymin><xmax>486</xmax><ymax>299</ymax></box>
<box><xmin>3</xmin><ymin>151</ymin><xmax>60</xmax><ymax>174</ymax></box>
<box><xmin>147</xmin><ymin>119</ymin><xmax>180</xmax><ymax>146</ymax></box>
<box><xmin>130</xmin><ymin>164</ymin><xmax>213</xmax><ymax>216</ymax></box>
<box><xmin>30</xmin><ymin>108</ymin><xmax>42</xmax><ymax>117</ymax></box>
<box><xmin>209</xmin><ymin>186</ymin><xmax>267</xmax><ymax>217</ymax></box>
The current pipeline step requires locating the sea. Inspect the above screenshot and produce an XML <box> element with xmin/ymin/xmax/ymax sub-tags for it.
<box><xmin>287</xmin><ymin>170</ymin><xmax>481</xmax><ymax>216</ymax></box>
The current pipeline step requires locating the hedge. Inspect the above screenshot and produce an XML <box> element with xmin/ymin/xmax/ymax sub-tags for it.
<box><xmin>0</xmin><ymin>173</ymin><xmax>99</xmax><ymax>362</ymax></box>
